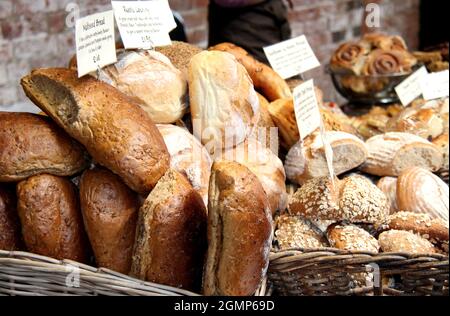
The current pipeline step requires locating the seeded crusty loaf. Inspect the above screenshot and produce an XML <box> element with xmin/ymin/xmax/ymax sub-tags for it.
<box><xmin>0</xmin><ymin>112</ymin><xmax>89</xmax><ymax>182</ymax></box>
<box><xmin>79</xmin><ymin>167</ymin><xmax>139</xmax><ymax>274</ymax></box>
<box><xmin>361</xmin><ymin>132</ymin><xmax>443</xmax><ymax>177</ymax></box>
<box><xmin>327</xmin><ymin>224</ymin><xmax>380</xmax><ymax>253</ymax></box>
<box><xmin>0</xmin><ymin>185</ymin><xmax>22</xmax><ymax>251</ymax></box>
<box><xmin>288</xmin><ymin>175</ymin><xmax>389</xmax><ymax>224</ymax></box>
<box><xmin>275</xmin><ymin>215</ymin><xmax>328</xmax><ymax>250</ymax></box>
<box><xmin>131</xmin><ymin>170</ymin><xmax>207</xmax><ymax>292</ymax></box>
<box><xmin>378</xmin><ymin>230</ymin><xmax>437</xmax><ymax>254</ymax></box>
<box><xmin>21</xmin><ymin>68</ymin><xmax>170</xmax><ymax>195</ymax></box>
<box><xmin>204</xmin><ymin>161</ymin><xmax>273</xmax><ymax>296</ymax></box>
<box><xmin>156</xmin><ymin>41</ymin><xmax>203</xmax><ymax>78</ymax></box>
<box><xmin>16</xmin><ymin>174</ymin><xmax>89</xmax><ymax>262</ymax></box>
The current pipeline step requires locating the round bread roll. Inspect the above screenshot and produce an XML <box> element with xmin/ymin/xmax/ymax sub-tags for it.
<box><xmin>16</xmin><ymin>174</ymin><xmax>89</xmax><ymax>262</ymax></box>
<box><xmin>327</xmin><ymin>224</ymin><xmax>379</xmax><ymax>253</ymax></box>
<box><xmin>189</xmin><ymin>51</ymin><xmax>260</xmax><ymax>154</ymax></box>
<box><xmin>0</xmin><ymin>185</ymin><xmax>22</xmax><ymax>251</ymax></box>
<box><xmin>379</xmin><ymin>230</ymin><xmax>437</xmax><ymax>254</ymax></box>
<box><xmin>275</xmin><ymin>215</ymin><xmax>328</xmax><ymax>250</ymax></box>
<box><xmin>97</xmin><ymin>50</ymin><xmax>188</xmax><ymax>124</ymax></box>
<box><xmin>0</xmin><ymin>112</ymin><xmax>89</xmax><ymax>182</ymax></box>
<box><xmin>79</xmin><ymin>168</ymin><xmax>139</xmax><ymax>274</ymax></box>
<box><xmin>377</xmin><ymin>177</ymin><xmax>399</xmax><ymax>214</ymax></box>
<box><xmin>396</xmin><ymin>167</ymin><xmax>449</xmax><ymax>222</ymax></box>
<box><xmin>157</xmin><ymin>124</ymin><xmax>212</xmax><ymax>207</ymax></box>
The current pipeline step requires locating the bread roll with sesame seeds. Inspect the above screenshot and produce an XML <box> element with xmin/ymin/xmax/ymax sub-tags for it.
<box><xmin>327</xmin><ymin>224</ymin><xmax>380</xmax><ymax>253</ymax></box>
<box><xmin>378</xmin><ymin>230</ymin><xmax>437</xmax><ymax>254</ymax></box>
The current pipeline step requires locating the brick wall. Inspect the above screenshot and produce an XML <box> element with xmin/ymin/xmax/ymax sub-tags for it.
<box><xmin>0</xmin><ymin>0</ymin><xmax>420</xmax><ymax>111</ymax></box>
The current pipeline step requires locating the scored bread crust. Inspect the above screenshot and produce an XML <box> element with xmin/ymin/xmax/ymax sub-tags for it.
<box><xmin>204</xmin><ymin>161</ymin><xmax>273</xmax><ymax>296</ymax></box>
<box><xmin>0</xmin><ymin>112</ymin><xmax>89</xmax><ymax>182</ymax></box>
<box><xmin>20</xmin><ymin>68</ymin><xmax>170</xmax><ymax>195</ymax></box>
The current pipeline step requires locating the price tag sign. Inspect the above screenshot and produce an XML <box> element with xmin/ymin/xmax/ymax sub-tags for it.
<box><xmin>75</xmin><ymin>10</ymin><xmax>117</xmax><ymax>78</ymax></box>
<box><xmin>420</xmin><ymin>70</ymin><xmax>449</xmax><ymax>101</ymax></box>
<box><xmin>263</xmin><ymin>35</ymin><xmax>320</xmax><ymax>79</ymax></box>
<box><xmin>395</xmin><ymin>66</ymin><xmax>428</xmax><ymax>106</ymax></box>
<box><xmin>111</xmin><ymin>0</ymin><xmax>176</xmax><ymax>49</ymax></box>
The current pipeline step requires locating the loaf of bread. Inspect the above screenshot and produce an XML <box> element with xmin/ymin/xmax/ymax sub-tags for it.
<box><xmin>361</xmin><ymin>132</ymin><xmax>443</xmax><ymax>177</ymax></box>
<box><xmin>157</xmin><ymin>124</ymin><xmax>212</xmax><ymax>206</ymax></box>
<box><xmin>21</xmin><ymin>68</ymin><xmax>170</xmax><ymax>195</ymax></box>
<box><xmin>327</xmin><ymin>224</ymin><xmax>379</xmax><ymax>253</ymax></box>
<box><xmin>289</xmin><ymin>175</ymin><xmax>389</xmax><ymax>224</ymax></box>
<box><xmin>97</xmin><ymin>50</ymin><xmax>188</xmax><ymax>124</ymax></box>
<box><xmin>131</xmin><ymin>170</ymin><xmax>207</xmax><ymax>292</ymax></box>
<box><xmin>285</xmin><ymin>131</ymin><xmax>368</xmax><ymax>185</ymax></box>
<box><xmin>220</xmin><ymin>139</ymin><xmax>287</xmax><ymax>214</ymax></box>
<box><xmin>79</xmin><ymin>168</ymin><xmax>139</xmax><ymax>274</ymax></box>
<box><xmin>156</xmin><ymin>41</ymin><xmax>203</xmax><ymax>78</ymax></box>
<box><xmin>433</xmin><ymin>133</ymin><xmax>449</xmax><ymax>183</ymax></box>
<box><xmin>275</xmin><ymin>215</ymin><xmax>328</xmax><ymax>250</ymax></box>
<box><xmin>0</xmin><ymin>112</ymin><xmax>89</xmax><ymax>182</ymax></box>
<box><xmin>379</xmin><ymin>230</ymin><xmax>437</xmax><ymax>254</ymax></box>
<box><xmin>209</xmin><ymin>42</ymin><xmax>292</xmax><ymax>102</ymax></box>
<box><xmin>252</xmin><ymin>93</ymin><xmax>278</xmax><ymax>154</ymax></box>
<box><xmin>189</xmin><ymin>51</ymin><xmax>260</xmax><ymax>154</ymax></box>
<box><xmin>377</xmin><ymin>177</ymin><xmax>399</xmax><ymax>214</ymax></box>
<box><xmin>203</xmin><ymin>161</ymin><xmax>273</xmax><ymax>296</ymax></box>
<box><xmin>16</xmin><ymin>174</ymin><xmax>89</xmax><ymax>262</ymax></box>
<box><xmin>0</xmin><ymin>185</ymin><xmax>22</xmax><ymax>251</ymax></box>
<box><xmin>396</xmin><ymin>167</ymin><xmax>449</xmax><ymax>222</ymax></box>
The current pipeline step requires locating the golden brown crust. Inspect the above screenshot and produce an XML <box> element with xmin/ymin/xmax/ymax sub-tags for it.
<box><xmin>20</xmin><ymin>68</ymin><xmax>170</xmax><ymax>195</ymax></box>
<box><xmin>379</xmin><ymin>230</ymin><xmax>437</xmax><ymax>254</ymax></box>
<box><xmin>209</xmin><ymin>42</ymin><xmax>292</xmax><ymax>102</ymax></box>
<box><xmin>0</xmin><ymin>112</ymin><xmax>89</xmax><ymax>182</ymax></box>
<box><xmin>203</xmin><ymin>161</ymin><xmax>273</xmax><ymax>296</ymax></box>
<box><xmin>131</xmin><ymin>170</ymin><xmax>207</xmax><ymax>292</ymax></box>
<box><xmin>79</xmin><ymin>167</ymin><xmax>139</xmax><ymax>274</ymax></box>
<box><xmin>16</xmin><ymin>174</ymin><xmax>89</xmax><ymax>262</ymax></box>
<box><xmin>327</xmin><ymin>224</ymin><xmax>379</xmax><ymax>253</ymax></box>
<box><xmin>0</xmin><ymin>185</ymin><xmax>23</xmax><ymax>251</ymax></box>
<box><xmin>275</xmin><ymin>215</ymin><xmax>328</xmax><ymax>250</ymax></box>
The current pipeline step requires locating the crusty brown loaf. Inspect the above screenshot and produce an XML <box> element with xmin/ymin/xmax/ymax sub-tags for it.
<box><xmin>203</xmin><ymin>161</ymin><xmax>273</xmax><ymax>296</ymax></box>
<box><xmin>275</xmin><ymin>215</ymin><xmax>328</xmax><ymax>250</ymax></box>
<box><xmin>378</xmin><ymin>230</ymin><xmax>437</xmax><ymax>254</ymax></box>
<box><xmin>327</xmin><ymin>224</ymin><xmax>379</xmax><ymax>253</ymax></box>
<box><xmin>20</xmin><ymin>68</ymin><xmax>170</xmax><ymax>195</ymax></box>
<box><xmin>16</xmin><ymin>174</ymin><xmax>89</xmax><ymax>262</ymax></box>
<box><xmin>0</xmin><ymin>185</ymin><xmax>23</xmax><ymax>251</ymax></box>
<box><xmin>209</xmin><ymin>42</ymin><xmax>292</xmax><ymax>102</ymax></box>
<box><xmin>131</xmin><ymin>170</ymin><xmax>207</xmax><ymax>292</ymax></box>
<box><xmin>0</xmin><ymin>112</ymin><xmax>89</xmax><ymax>182</ymax></box>
<box><xmin>79</xmin><ymin>167</ymin><xmax>139</xmax><ymax>274</ymax></box>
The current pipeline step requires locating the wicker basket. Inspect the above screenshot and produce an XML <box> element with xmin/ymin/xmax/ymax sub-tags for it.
<box><xmin>268</xmin><ymin>248</ymin><xmax>449</xmax><ymax>296</ymax></box>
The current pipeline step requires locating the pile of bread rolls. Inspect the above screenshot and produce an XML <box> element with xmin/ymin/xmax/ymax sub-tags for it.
<box><xmin>1</xmin><ymin>38</ymin><xmax>449</xmax><ymax>297</ymax></box>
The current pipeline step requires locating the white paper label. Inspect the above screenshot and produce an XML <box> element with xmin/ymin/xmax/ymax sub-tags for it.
<box><xmin>420</xmin><ymin>70</ymin><xmax>449</xmax><ymax>101</ymax></box>
<box><xmin>395</xmin><ymin>66</ymin><xmax>428</xmax><ymax>106</ymax></box>
<box><xmin>75</xmin><ymin>11</ymin><xmax>117</xmax><ymax>78</ymax></box>
<box><xmin>293</xmin><ymin>79</ymin><xmax>322</xmax><ymax>140</ymax></box>
<box><xmin>263</xmin><ymin>35</ymin><xmax>321</xmax><ymax>79</ymax></box>
<box><xmin>112</xmin><ymin>0</ymin><xmax>176</xmax><ymax>49</ymax></box>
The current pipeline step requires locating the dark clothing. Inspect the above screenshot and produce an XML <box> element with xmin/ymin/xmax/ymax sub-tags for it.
<box><xmin>208</xmin><ymin>0</ymin><xmax>291</xmax><ymax>64</ymax></box>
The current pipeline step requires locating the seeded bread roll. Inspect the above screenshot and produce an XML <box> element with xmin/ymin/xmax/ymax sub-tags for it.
<box><xmin>275</xmin><ymin>215</ymin><xmax>328</xmax><ymax>250</ymax></box>
<box><xmin>379</xmin><ymin>230</ymin><xmax>437</xmax><ymax>254</ymax></box>
<box><xmin>16</xmin><ymin>174</ymin><xmax>89</xmax><ymax>262</ymax></box>
<box><xmin>0</xmin><ymin>185</ymin><xmax>22</xmax><ymax>251</ymax></box>
<box><xmin>21</xmin><ymin>68</ymin><xmax>170</xmax><ymax>195</ymax></box>
<box><xmin>156</xmin><ymin>41</ymin><xmax>203</xmax><ymax>78</ymax></box>
<box><xmin>288</xmin><ymin>175</ymin><xmax>389</xmax><ymax>224</ymax></box>
<box><xmin>79</xmin><ymin>167</ymin><xmax>139</xmax><ymax>274</ymax></box>
<box><xmin>377</xmin><ymin>177</ymin><xmax>399</xmax><ymax>214</ymax></box>
<box><xmin>327</xmin><ymin>224</ymin><xmax>380</xmax><ymax>253</ymax></box>
<box><xmin>0</xmin><ymin>112</ymin><xmax>89</xmax><ymax>182</ymax></box>
<box><xmin>204</xmin><ymin>161</ymin><xmax>273</xmax><ymax>296</ymax></box>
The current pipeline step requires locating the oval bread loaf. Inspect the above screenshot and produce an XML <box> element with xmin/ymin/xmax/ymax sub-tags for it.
<box><xmin>327</xmin><ymin>224</ymin><xmax>379</xmax><ymax>253</ymax></box>
<box><xmin>379</xmin><ymin>230</ymin><xmax>437</xmax><ymax>254</ymax></box>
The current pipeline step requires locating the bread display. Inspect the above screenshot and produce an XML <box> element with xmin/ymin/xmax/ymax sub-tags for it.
<box><xmin>203</xmin><ymin>161</ymin><xmax>272</xmax><ymax>296</ymax></box>
<box><xmin>79</xmin><ymin>168</ymin><xmax>139</xmax><ymax>275</ymax></box>
<box><xmin>157</xmin><ymin>124</ymin><xmax>212</xmax><ymax>206</ymax></box>
<box><xmin>377</xmin><ymin>177</ymin><xmax>399</xmax><ymax>214</ymax></box>
<box><xmin>188</xmin><ymin>51</ymin><xmax>260</xmax><ymax>154</ymax></box>
<box><xmin>396</xmin><ymin>167</ymin><xmax>449</xmax><ymax>222</ymax></box>
<box><xmin>0</xmin><ymin>185</ymin><xmax>22</xmax><ymax>251</ymax></box>
<box><xmin>288</xmin><ymin>175</ymin><xmax>389</xmax><ymax>224</ymax></box>
<box><xmin>285</xmin><ymin>131</ymin><xmax>368</xmax><ymax>185</ymax></box>
<box><xmin>16</xmin><ymin>174</ymin><xmax>89</xmax><ymax>262</ymax></box>
<box><xmin>209</xmin><ymin>42</ymin><xmax>292</xmax><ymax>102</ymax></box>
<box><xmin>379</xmin><ymin>230</ymin><xmax>437</xmax><ymax>254</ymax></box>
<box><xmin>131</xmin><ymin>170</ymin><xmax>207</xmax><ymax>292</ymax></box>
<box><xmin>326</xmin><ymin>224</ymin><xmax>380</xmax><ymax>253</ymax></box>
<box><xmin>361</xmin><ymin>132</ymin><xmax>443</xmax><ymax>177</ymax></box>
<box><xmin>97</xmin><ymin>50</ymin><xmax>188</xmax><ymax>124</ymax></box>
<box><xmin>21</xmin><ymin>68</ymin><xmax>170</xmax><ymax>195</ymax></box>
<box><xmin>0</xmin><ymin>112</ymin><xmax>89</xmax><ymax>182</ymax></box>
<box><xmin>155</xmin><ymin>41</ymin><xmax>203</xmax><ymax>78</ymax></box>
<box><xmin>220</xmin><ymin>140</ymin><xmax>287</xmax><ymax>214</ymax></box>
